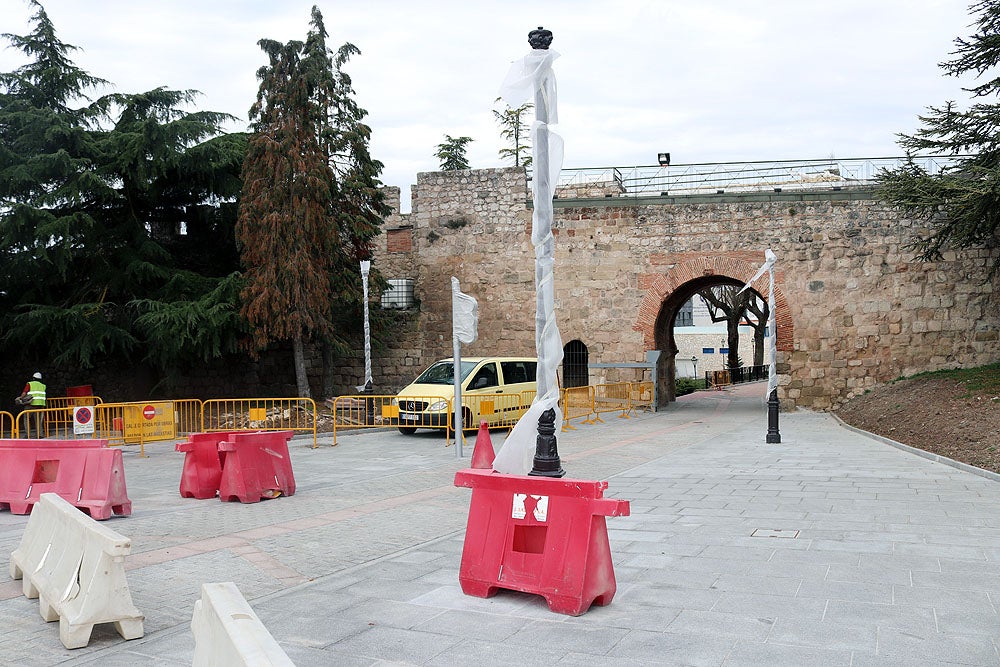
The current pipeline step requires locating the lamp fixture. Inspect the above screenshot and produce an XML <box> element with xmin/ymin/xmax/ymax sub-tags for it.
<box><xmin>657</xmin><ymin>152</ymin><xmax>670</xmax><ymax>166</ymax></box>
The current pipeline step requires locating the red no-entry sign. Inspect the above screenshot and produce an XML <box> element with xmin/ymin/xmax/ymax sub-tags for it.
<box><xmin>143</xmin><ymin>405</ymin><xmax>156</xmax><ymax>420</ymax></box>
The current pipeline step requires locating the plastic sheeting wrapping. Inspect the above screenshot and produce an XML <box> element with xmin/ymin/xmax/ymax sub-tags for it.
<box><xmin>740</xmin><ymin>249</ymin><xmax>779</xmax><ymax>395</ymax></box>
<box><xmin>493</xmin><ymin>46</ymin><xmax>564</xmax><ymax>475</ymax></box>
<box><xmin>452</xmin><ymin>277</ymin><xmax>479</xmax><ymax>344</ymax></box>
<box><xmin>357</xmin><ymin>260</ymin><xmax>373</xmax><ymax>392</ymax></box>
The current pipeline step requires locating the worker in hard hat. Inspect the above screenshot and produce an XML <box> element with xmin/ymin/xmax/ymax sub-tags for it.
<box><xmin>17</xmin><ymin>372</ymin><xmax>46</xmax><ymax>437</ymax></box>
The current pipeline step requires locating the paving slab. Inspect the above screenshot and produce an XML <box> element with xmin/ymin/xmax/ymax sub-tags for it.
<box><xmin>0</xmin><ymin>382</ymin><xmax>995</xmax><ymax>666</ymax></box>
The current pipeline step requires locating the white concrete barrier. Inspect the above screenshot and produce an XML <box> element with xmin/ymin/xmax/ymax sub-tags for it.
<box><xmin>192</xmin><ymin>582</ymin><xmax>294</xmax><ymax>667</ymax></box>
<box><xmin>9</xmin><ymin>492</ymin><xmax>144</xmax><ymax>649</ymax></box>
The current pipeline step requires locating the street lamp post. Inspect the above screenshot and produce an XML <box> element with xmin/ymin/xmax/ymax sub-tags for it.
<box><xmin>524</xmin><ymin>26</ymin><xmax>564</xmax><ymax>478</ymax></box>
<box><xmin>766</xmin><ymin>388</ymin><xmax>781</xmax><ymax>443</ymax></box>
<box><xmin>741</xmin><ymin>249</ymin><xmax>781</xmax><ymax>444</ymax></box>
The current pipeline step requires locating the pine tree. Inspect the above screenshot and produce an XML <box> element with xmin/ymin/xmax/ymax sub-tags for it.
<box><xmin>0</xmin><ymin>1</ymin><xmax>245</xmax><ymax>375</ymax></box>
<box><xmin>238</xmin><ymin>6</ymin><xmax>387</xmax><ymax>398</ymax></box>
<box><xmin>435</xmin><ymin>135</ymin><xmax>473</xmax><ymax>171</ymax></box>
<box><xmin>493</xmin><ymin>97</ymin><xmax>532</xmax><ymax>168</ymax></box>
<box><xmin>878</xmin><ymin>0</ymin><xmax>1000</xmax><ymax>274</ymax></box>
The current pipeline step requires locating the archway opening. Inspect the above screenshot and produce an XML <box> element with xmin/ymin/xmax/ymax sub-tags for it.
<box><xmin>653</xmin><ymin>276</ymin><xmax>766</xmax><ymax>407</ymax></box>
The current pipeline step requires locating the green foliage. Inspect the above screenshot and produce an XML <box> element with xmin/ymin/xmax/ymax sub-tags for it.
<box><xmin>878</xmin><ymin>0</ymin><xmax>1000</xmax><ymax>275</ymax></box>
<box><xmin>435</xmin><ymin>135</ymin><xmax>472</xmax><ymax>171</ymax></box>
<box><xmin>238</xmin><ymin>6</ymin><xmax>388</xmax><ymax>395</ymax></box>
<box><xmin>898</xmin><ymin>361</ymin><xmax>1000</xmax><ymax>396</ymax></box>
<box><xmin>675</xmin><ymin>377</ymin><xmax>705</xmax><ymax>396</ymax></box>
<box><xmin>0</xmin><ymin>2</ymin><xmax>245</xmax><ymax>370</ymax></box>
<box><xmin>493</xmin><ymin>98</ymin><xmax>532</xmax><ymax>168</ymax></box>
<box><xmin>131</xmin><ymin>272</ymin><xmax>246</xmax><ymax>367</ymax></box>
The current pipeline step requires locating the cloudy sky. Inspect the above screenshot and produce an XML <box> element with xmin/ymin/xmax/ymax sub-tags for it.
<box><xmin>4</xmin><ymin>0</ymin><xmax>977</xmax><ymax>210</ymax></box>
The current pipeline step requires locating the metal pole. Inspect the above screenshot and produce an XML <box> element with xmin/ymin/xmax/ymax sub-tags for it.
<box><xmin>766</xmin><ymin>389</ymin><xmax>781</xmax><ymax>443</ymax></box>
<box><xmin>525</xmin><ymin>26</ymin><xmax>564</xmax><ymax>478</ymax></box>
<box><xmin>453</xmin><ymin>333</ymin><xmax>464</xmax><ymax>457</ymax></box>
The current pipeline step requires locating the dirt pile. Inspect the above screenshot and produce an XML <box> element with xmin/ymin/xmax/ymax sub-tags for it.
<box><xmin>835</xmin><ymin>370</ymin><xmax>1000</xmax><ymax>475</ymax></box>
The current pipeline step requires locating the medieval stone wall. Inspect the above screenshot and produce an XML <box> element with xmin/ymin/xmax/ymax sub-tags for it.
<box><xmin>371</xmin><ymin>167</ymin><xmax>999</xmax><ymax>410</ymax></box>
<box><xmin>8</xmin><ymin>167</ymin><xmax>995</xmax><ymax>409</ymax></box>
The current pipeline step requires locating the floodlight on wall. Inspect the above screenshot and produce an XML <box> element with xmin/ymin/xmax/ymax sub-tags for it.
<box><xmin>657</xmin><ymin>152</ymin><xmax>671</xmax><ymax>166</ymax></box>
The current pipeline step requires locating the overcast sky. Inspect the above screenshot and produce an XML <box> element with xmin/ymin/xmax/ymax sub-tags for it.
<box><xmin>4</xmin><ymin>0</ymin><xmax>978</xmax><ymax>210</ymax></box>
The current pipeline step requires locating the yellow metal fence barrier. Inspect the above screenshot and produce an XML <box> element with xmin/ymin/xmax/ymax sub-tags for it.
<box><xmin>329</xmin><ymin>393</ymin><xmax>535</xmax><ymax>446</ymax></box>
<box><xmin>593</xmin><ymin>383</ymin><xmax>632</xmax><ymax>419</ymax></box>
<box><xmin>173</xmin><ymin>399</ymin><xmax>203</xmax><ymax>437</ymax></box>
<box><xmin>330</xmin><ymin>394</ymin><xmax>424</xmax><ymax>445</ymax></box>
<box><xmin>0</xmin><ymin>410</ymin><xmax>13</xmax><ymax>438</ymax></box>
<box><xmin>561</xmin><ymin>386</ymin><xmax>596</xmax><ymax>431</ymax></box>
<box><xmin>202</xmin><ymin>398</ymin><xmax>317</xmax><ymax>448</ymax></box>
<box><xmin>46</xmin><ymin>395</ymin><xmax>104</xmax><ymax>410</ymax></box>
<box><xmin>709</xmin><ymin>370</ymin><xmax>732</xmax><ymax>389</ymax></box>
<box><xmin>12</xmin><ymin>407</ymin><xmax>56</xmax><ymax>438</ymax></box>
<box><xmin>448</xmin><ymin>393</ymin><xmax>533</xmax><ymax>446</ymax></box>
<box><xmin>630</xmin><ymin>381</ymin><xmax>654</xmax><ymax>412</ymax></box>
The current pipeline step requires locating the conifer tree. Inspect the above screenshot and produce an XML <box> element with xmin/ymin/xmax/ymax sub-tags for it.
<box><xmin>879</xmin><ymin>0</ymin><xmax>1000</xmax><ymax>274</ymax></box>
<box><xmin>238</xmin><ymin>6</ymin><xmax>387</xmax><ymax>398</ymax></box>
<box><xmin>435</xmin><ymin>135</ymin><xmax>473</xmax><ymax>171</ymax></box>
<box><xmin>0</xmin><ymin>1</ymin><xmax>245</xmax><ymax>376</ymax></box>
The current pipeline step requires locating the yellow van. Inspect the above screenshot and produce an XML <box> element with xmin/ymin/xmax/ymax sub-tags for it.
<box><xmin>393</xmin><ymin>357</ymin><xmax>537</xmax><ymax>435</ymax></box>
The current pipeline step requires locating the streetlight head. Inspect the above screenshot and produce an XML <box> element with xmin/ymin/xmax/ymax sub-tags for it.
<box><xmin>529</xmin><ymin>26</ymin><xmax>553</xmax><ymax>50</ymax></box>
<box><xmin>657</xmin><ymin>152</ymin><xmax>670</xmax><ymax>166</ymax></box>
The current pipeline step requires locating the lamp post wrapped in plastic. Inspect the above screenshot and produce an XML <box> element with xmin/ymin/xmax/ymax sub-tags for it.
<box><xmin>740</xmin><ymin>249</ymin><xmax>781</xmax><ymax>443</ymax></box>
<box><xmin>357</xmin><ymin>260</ymin><xmax>375</xmax><ymax>424</ymax></box>
<box><xmin>357</xmin><ymin>261</ymin><xmax>373</xmax><ymax>393</ymax></box>
<box><xmin>493</xmin><ymin>26</ymin><xmax>565</xmax><ymax>477</ymax></box>
<box><xmin>452</xmin><ymin>277</ymin><xmax>479</xmax><ymax>458</ymax></box>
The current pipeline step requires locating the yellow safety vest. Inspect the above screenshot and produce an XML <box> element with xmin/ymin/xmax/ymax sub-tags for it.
<box><xmin>27</xmin><ymin>380</ymin><xmax>46</xmax><ymax>406</ymax></box>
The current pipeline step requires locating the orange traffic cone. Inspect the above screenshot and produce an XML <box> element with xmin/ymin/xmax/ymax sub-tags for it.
<box><xmin>470</xmin><ymin>421</ymin><xmax>495</xmax><ymax>469</ymax></box>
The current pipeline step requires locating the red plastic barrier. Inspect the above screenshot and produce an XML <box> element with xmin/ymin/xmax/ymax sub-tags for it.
<box><xmin>0</xmin><ymin>440</ymin><xmax>131</xmax><ymax>520</ymax></box>
<box><xmin>176</xmin><ymin>431</ymin><xmax>295</xmax><ymax>503</ymax></box>
<box><xmin>0</xmin><ymin>439</ymin><xmax>106</xmax><ymax>449</ymax></box>
<box><xmin>176</xmin><ymin>432</ymin><xmax>229</xmax><ymax>499</ymax></box>
<box><xmin>215</xmin><ymin>431</ymin><xmax>295</xmax><ymax>504</ymax></box>
<box><xmin>453</xmin><ymin>468</ymin><xmax>630</xmax><ymax>616</ymax></box>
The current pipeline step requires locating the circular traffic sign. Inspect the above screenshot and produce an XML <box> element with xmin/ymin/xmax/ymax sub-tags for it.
<box><xmin>74</xmin><ymin>407</ymin><xmax>92</xmax><ymax>424</ymax></box>
<box><xmin>143</xmin><ymin>404</ymin><xmax>156</xmax><ymax>420</ymax></box>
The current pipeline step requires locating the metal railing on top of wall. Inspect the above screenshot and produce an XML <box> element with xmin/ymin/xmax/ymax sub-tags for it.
<box><xmin>557</xmin><ymin>155</ymin><xmax>960</xmax><ymax>198</ymax></box>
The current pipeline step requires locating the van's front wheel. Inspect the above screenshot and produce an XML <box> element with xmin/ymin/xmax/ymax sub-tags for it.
<box><xmin>397</xmin><ymin>426</ymin><xmax>416</xmax><ymax>435</ymax></box>
<box><xmin>446</xmin><ymin>408</ymin><xmax>475</xmax><ymax>440</ymax></box>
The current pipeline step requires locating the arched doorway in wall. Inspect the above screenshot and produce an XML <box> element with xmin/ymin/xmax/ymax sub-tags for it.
<box><xmin>652</xmin><ymin>276</ymin><xmax>760</xmax><ymax>405</ymax></box>
<box><xmin>633</xmin><ymin>256</ymin><xmax>793</xmax><ymax>409</ymax></box>
<box><xmin>563</xmin><ymin>340</ymin><xmax>589</xmax><ymax>388</ymax></box>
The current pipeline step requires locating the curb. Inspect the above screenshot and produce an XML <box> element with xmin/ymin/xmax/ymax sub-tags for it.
<box><xmin>830</xmin><ymin>412</ymin><xmax>1000</xmax><ymax>483</ymax></box>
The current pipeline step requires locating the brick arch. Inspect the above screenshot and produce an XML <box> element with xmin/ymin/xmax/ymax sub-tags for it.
<box><xmin>633</xmin><ymin>254</ymin><xmax>794</xmax><ymax>352</ymax></box>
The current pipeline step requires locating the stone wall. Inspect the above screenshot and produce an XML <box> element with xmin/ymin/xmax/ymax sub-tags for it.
<box><xmin>13</xmin><ymin>167</ymin><xmax>994</xmax><ymax>410</ymax></box>
<box><xmin>371</xmin><ymin>168</ymin><xmax>1000</xmax><ymax>410</ymax></box>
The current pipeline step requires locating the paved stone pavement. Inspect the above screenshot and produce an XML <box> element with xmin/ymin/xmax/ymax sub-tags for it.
<box><xmin>0</xmin><ymin>382</ymin><xmax>997</xmax><ymax>666</ymax></box>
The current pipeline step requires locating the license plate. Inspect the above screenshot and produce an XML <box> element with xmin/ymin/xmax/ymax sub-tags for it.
<box><xmin>400</xmin><ymin>413</ymin><xmax>419</xmax><ymax>421</ymax></box>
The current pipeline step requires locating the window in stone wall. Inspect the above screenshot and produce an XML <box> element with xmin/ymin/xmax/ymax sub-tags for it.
<box><xmin>676</xmin><ymin>299</ymin><xmax>694</xmax><ymax>327</ymax></box>
<box><xmin>563</xmin><ymin>340</ymin><xmax>589</xmax><ymax>388</ymax></box>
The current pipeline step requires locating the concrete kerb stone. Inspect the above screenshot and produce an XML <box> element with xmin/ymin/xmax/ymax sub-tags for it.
<box><xmin>830</xmin><ymin>412</ymin><xmax>1000</xmax><ymax>484</ymax></box>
